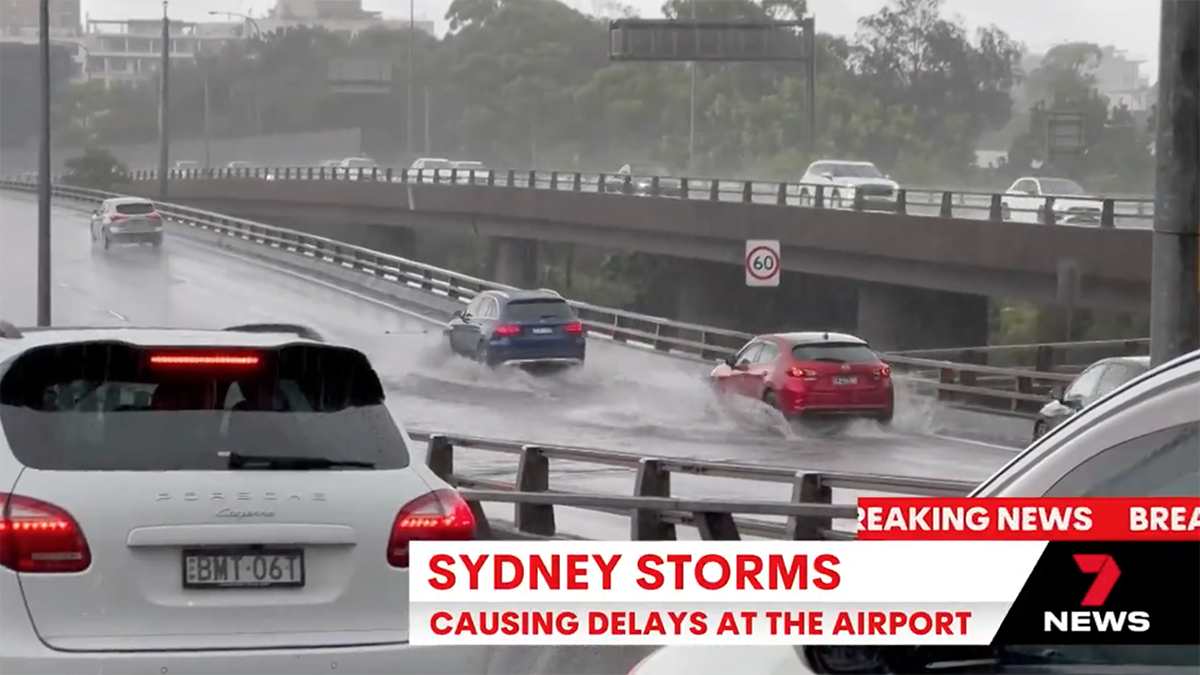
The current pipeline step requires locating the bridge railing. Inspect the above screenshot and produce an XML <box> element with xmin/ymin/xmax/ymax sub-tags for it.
<box><xmin>408</xmin><ymin>431</ymin><xmax>975</xmax><ymax>541</ymax></box>
<box><xmin>895</xmin><ymin>337</ymin><xmax>1151</xmax><ymax>373</ymax></box>
<box><xmin>0</xmin><ymin>177</ymin><xmax>1078</xmax><ymax>414</ymax></box>
<box><xmin>112</xmin><ymin>165</ymin><xmax>1156</xmax><ymax>228</ymax></box>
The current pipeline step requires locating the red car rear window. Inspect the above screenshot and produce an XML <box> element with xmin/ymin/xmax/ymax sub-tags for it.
<box><xmin>791</xmin><ymin>342</ymin><xmax>877</xmax><ymax>363</ymax></box>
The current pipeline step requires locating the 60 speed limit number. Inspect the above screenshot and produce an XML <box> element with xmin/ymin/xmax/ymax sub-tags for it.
<box><xmin>745</xmin><ymin>240</ymin><xmax>781</xmax><ymax>287</ymax></box>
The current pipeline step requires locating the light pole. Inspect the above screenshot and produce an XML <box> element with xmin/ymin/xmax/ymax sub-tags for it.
<box><xmin>37</xmin><ymin>0</ymin><xmax>52</xmax><ymax>326</ymax></box>
<box><xmin>687</xmin><ymin>0</ymin><xmax>696</xmax><ymax>170</ymax></box>
<box><xmin>157</xmin><ymin>0</ymin><xmax>170</xmax><ymax>199</ymax></box>
<box><xmin>406</xmin><ymin>0</ymin><xmax>414</xmax><ymax>159</ymax></box>
<box><xmin>208</xmin><ymin>11</ymin><xmax>263</xmax><ymax>136</ymax></box>
<box><xmin>1149</xmin><ymin>0</ymin><xmax>1200</xmax><ymax>365</ymax></box>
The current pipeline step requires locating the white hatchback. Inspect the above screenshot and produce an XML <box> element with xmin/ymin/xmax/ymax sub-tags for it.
<box><xmin>0</xmin><ymin>322</ymin><xmax>490</xmax><ymax>674</ymax></box>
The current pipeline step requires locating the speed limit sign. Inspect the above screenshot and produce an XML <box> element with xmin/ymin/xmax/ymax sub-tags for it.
<box><xmin>745</xmin><ymin>239</ymin><xmax>781</xmax><ymax>287</ymax></box>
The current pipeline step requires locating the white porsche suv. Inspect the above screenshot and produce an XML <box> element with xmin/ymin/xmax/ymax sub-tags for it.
<box><xmin>0</xmin><ymin>322</ymin><xmax>488</xmax><ymax>674</ymax></box>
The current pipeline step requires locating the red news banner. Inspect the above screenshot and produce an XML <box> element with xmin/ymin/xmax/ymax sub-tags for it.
<box><xmin>857</xmin><ymin>497</ymin><xmax>1199</xmax><ymax>540</ymax></box>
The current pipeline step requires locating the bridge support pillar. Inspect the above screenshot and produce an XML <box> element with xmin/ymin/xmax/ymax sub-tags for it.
<box><xmin>486</xmin><ymin>237</ymin><xmax>539</xmax><ymax>288</ymax></box>
<box><xmin>856</xmin><ymin>282</ymin><xmax>990</xmax><ymax>351</ymax></box>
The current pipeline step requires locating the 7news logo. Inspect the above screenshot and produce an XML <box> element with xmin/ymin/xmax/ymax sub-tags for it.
<box><xmin>1043</xmin><ymin>554</ymin><xmax>1151</xmax><ymax>633</ymax></box>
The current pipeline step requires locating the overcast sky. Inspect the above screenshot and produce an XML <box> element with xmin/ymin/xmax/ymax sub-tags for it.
<box><xmin>81</xmin><ymin>0</ymin><xmax>1162</xmax><ymax>78</ymax></box>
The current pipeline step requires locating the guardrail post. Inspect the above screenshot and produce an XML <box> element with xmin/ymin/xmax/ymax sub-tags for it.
<box><xmin>506</xmin><ymin>169</ymin><xmax>515</xmax><ymax>187</ymax></box>
<box><xmin>385</xmin><ymin>167</ymin><xmax>393</xmax><ymax>182</ymax></box>
<box><xmin>550</xmin><ymin>171</ymin><xmax>559</xmax><ymax>190</ymax></box>
<box><xmin>695</xmin><ymin>512</ymin><xmax>741</xmax><ymax>540</ymax></box>
<box><xmin>939</xmin><ymin>191</ymin><xmax>953</xmax><ymax>218</ymax></box>
<box><xmin>741</xmin><ymin>181</ymin><xmax>752</xmax><ymax>202</ymax></box>
<box><xmin>425</xmin><ymin>435</ymin><xmax>454</xmax><ymax>481</ymax></box>
<box><xmin>709</xmin><ymin>179</ymin><xmax>719</xmax><ymax>201</ymax></box>
<box><xmin>679</xmin><ymin>177</ymin><xmax>688</xmax><ymax>198</ymax></box>
<box><xmin>988</xmin><ymin>193</ymin><xmax>1002</xmax><ymax>221</ymax></box>
<box><xmin>632</xmin><ymin>458</ymin><xmax>675</xmax><ymax>541</ymax></box>
<box><xmin>528</xmin><ymin>170</ymin><xmax>537</xmax><ymax>188</ymax></box>
<box><xmin>853</xmin><ymin>190</ymin><xmax>865</xmax><ymax>211</ymax></box>
<box><xmin>1034</xmin><ymin>345</ymin><xmax>1055</xmax><ymax>372</ymax></box>
<box><xmin>895</xmin><ymin>188</ymin><xmax>907</xmax><ymax>215</ymax></box>
<box><xmin>622</xmin><ymin>174</ymin><xmax>632</xmax><ymax>195</ymax></box>
<box><xmin>514</xmin><ymin>446</ymin><xmax>556</xmax><ymax>537</ymax></box>
<box><xmin>776</xmin><ymin>183</ymin><xmax>787</xmax><ymax>205</ymax></box>
<box><xmin>1100</xmin><ymin>199</ymin><xmax>1115</xmax><ymax>228</ymax></box>
<box><xmin>650</xmin><ymin>176</ymin><xmax>660</xmax><ymax>196</ymax></box>
<box><xmin>572</xmin><ymin>172</ymin><xmax>581</xmax><ymax>191</ymax></box>
<box><xmin>1042</xmin><ymin>197</ymin><xmax>1057</xmax><ymax>225</ymax></box>
<box><xmin>597</xmin><ymin>173</ymin><xmax>607</xmax><ymax>193</ymax></box>
<box><xmin>815</xmin><ymin>185</ymin><xmax>825</xmax><ymax>208</ymax></box>
<box><xmin>487</xmin><ymin>170</ymin><xmax>496</xmax><ymax>187</ymax></box>
<box><xmin>787</xmin><ymin>472</ymin><xmax>832</xmax><ymax>540</ymax></box>
<box><xmin>306</xmin><ymin>167</ymin><xmax>313</xmax><ymax>180</ymax></box>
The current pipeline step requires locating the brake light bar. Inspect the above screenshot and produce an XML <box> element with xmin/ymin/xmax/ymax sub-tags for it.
<box><xmin>563</xmin><ymin>321</ymin><xmax>583</xmax><ymax>334</ymax></box>
<box><xmin>149</xmin><ymin>354</ymin><xmax>261</xmax><ymax>366</ymax></box>
<box><xmin>492</xmin><ymin>324</ymin><xmax>521</xmax><ymax>337</ymax></box>
<box><xmin>875</xmin><ymin>365</ymin><xmax>891</xmax><ymax>378</ymax></box>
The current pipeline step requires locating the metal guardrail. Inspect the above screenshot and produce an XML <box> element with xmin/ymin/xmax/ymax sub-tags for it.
<box><xmin>0</xmin><ymin>177</ymin><xmax>1078</xmax><ymax>414</ymax></box>
<box><xmin>897</xmin><ymin>337</ymin><xmax>1151</xmax><ymax>373</ymax></box>
<box><xmin>408</xmin><ymin>432</ymin><xmax>975</xmax><ymax>541</ymax></box>
<box><xmin>102</xmin><ymin>164</ymin><xmax>1154</xmax><ymax>229</ymax></box>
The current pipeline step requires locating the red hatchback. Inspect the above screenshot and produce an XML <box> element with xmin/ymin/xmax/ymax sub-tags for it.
<box><xmin>709</xmin><ymin>331</ymin><xmax>894</xmax><ymax>424</ymax></box>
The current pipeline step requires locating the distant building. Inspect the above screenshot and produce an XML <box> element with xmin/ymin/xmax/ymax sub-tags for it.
<box><xmin>0</xmin><ymin>0</ymin><xmax>81</xmax><ymax>37</ymax></box>
<box><xmin>263</xmin><ymin>0</ymin><xmax>435</xmax><ymax>38</ymax></box>
<box><xmin>82</xmin><ymin>19</ymin><xmax>244</xmax><ymax>89</ymax></box>
<box><xmin>1022</xmin><ymin>44</ymin><xmax>1153</xmax><ymax>112</ymax></box>
<box><xmin>0</xmin><ymin>41</ymin><xmax>74</xmax><ymax>149</ymax></box>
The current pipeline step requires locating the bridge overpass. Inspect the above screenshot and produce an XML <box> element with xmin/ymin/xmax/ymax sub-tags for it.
<box><xmin>115</xmin><ymin>168</ymin><xmax>1153</xmax><ymax>351</ymax></box>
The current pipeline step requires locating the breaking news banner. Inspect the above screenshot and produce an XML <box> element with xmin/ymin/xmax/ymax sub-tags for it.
<box><xmin>408</xmin><ymin>497</ymin><xmax>1199</xmax><ymax>647</ymax></box>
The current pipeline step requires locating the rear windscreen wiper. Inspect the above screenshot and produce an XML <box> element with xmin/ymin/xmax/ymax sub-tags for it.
<box><xmin>227</xmin><ymin>453</ymin><xmax>376</xmax><ymax>470</ymax></box>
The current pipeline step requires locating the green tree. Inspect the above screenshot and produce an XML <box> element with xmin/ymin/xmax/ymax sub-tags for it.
<box><xmin>62</xmin><ymin>145</ymin><xmax>129</xmax><ymax>190</ymax></box>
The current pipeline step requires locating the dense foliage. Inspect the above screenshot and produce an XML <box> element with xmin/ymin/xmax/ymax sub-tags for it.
<box><xmin>57</xmin><ymin>0</ymin><xmax>1155</xmax><ymax>190</ymax></box>
<box><xmin>61</xmin><ymin>145</ymin><xmax>129</xmax><ymax>191</ymax></box>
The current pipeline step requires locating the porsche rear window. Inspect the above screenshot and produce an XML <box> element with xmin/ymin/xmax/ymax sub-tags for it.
<box><xmin>0</xmin><ymin>342</ymin><xmax>409</xmax><ymax>471</ymax></box>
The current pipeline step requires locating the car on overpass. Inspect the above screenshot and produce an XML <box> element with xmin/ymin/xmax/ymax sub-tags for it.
<box><xmin>0</xmin><ymin>321</ymin><xmax>486</xmax><ymax>674</ymax></box>
<box><xmin>1033</xmin><ymin>355</ymin><xmax>1151</xmax><ymax>441</ymax></box>
<box><xmin>444</xmin><ymin>289</ymin><xmax>586</xmax><ymax>370</ymax></box>
<box><xmin>1000</xmin><ymin>176</ymin><xmax>1103</xmax><ymax>225</ymax></box>
<box><xmin>632</xmin><ymin>348</ymin><xmax>1200</xmax><ymax>675</ymax></box>
<box><xmin>89</xmin><ymin>197</ymin><xmax>163</xmax><ymax>249</ymax></box>
<box><xmin>605</xmin><ymin>163</ymin><xmax>684</xmax><ymax>197</ymax></box>
<box><xmin>709</xmin><ymin>332</ymin><xmax>894</xmax><ymax>433</ymax></box>
<box><xmin>797</xmin><ymin>160</ymin><xmax>900</xmax><ymax>211</ymax></box>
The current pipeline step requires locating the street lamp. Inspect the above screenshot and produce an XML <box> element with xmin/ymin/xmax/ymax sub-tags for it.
<box><xmin>157</xmin><ymin>0</ymin><xmax>170</xmax><ymax>199</ymax></box>
<box><xmin>208</xmin><ymin>10</ymin><xmax>263</xmax><ymax>136</ymax></box>
<box><xmin>37</xmin><ymin>0</ymin><xmax>51</xmax><ymax>326</ymax></box>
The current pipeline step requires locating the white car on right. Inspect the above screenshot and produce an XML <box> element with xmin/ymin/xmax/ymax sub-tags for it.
<box><xmin>1000</xmin><ymin>176</ymin><xmax>1103</xmax><ymax>225</ymax></box>
<box><xmin>798</xmin><ymin>160</ymin><xmax>900</xmax><ymax>211</ymax></box>
<box><xmin>630</xmin><ymin>349</ymin><xmax>1200</xmax><ymax>675</ymax></box>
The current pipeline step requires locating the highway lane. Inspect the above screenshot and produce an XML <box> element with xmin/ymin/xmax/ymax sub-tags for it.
<box><xmin>0</xmin><ymin>192</ymin><xmax>1017</xmax><ymax>507</ymax></box>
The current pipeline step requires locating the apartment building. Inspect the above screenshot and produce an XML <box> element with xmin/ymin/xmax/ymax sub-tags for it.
<box><xmin>263</xmin><ymin>0</ymin><xmax>435</xmax><ymax>38</ymax></box>
<box><xmin>82</xmin><ymin>19</ymin><xmax>245</xmax><ymax>89</ymax></box>
<box><xmin>0</xmin><ymin>0</ymin><xmax>81</xmax><ymax>37</ymax></box>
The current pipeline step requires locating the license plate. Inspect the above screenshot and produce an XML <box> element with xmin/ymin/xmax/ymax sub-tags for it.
<box><xmin>182</xmin><ymin>548</ymin><xmax>305</xmax><ymax>589</ymax></box>
<box><xmin>531</xmin><ymin>327</ymin><xmax>553</xmax><ymax>335</ymax></box>
<box><xmin>832</xmin><ymin>376</ymin><xmax>857</xmax><ymax>385</ymax></box>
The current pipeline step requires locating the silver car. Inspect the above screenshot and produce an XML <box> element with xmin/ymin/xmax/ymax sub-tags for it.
<box><xmin>90</xmin><ymin>197</ymin><xmax>164</xmax><ymax>249</ymax></box>
<box><xmin>0</xmin><ymin>322</ymin><xmax>488</xmax><ymax>674</ymax></box>
<box><xmin>631</xmin><ymin>349</ymin><xmax>1200</xmax><ymax>674</ymax></box>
